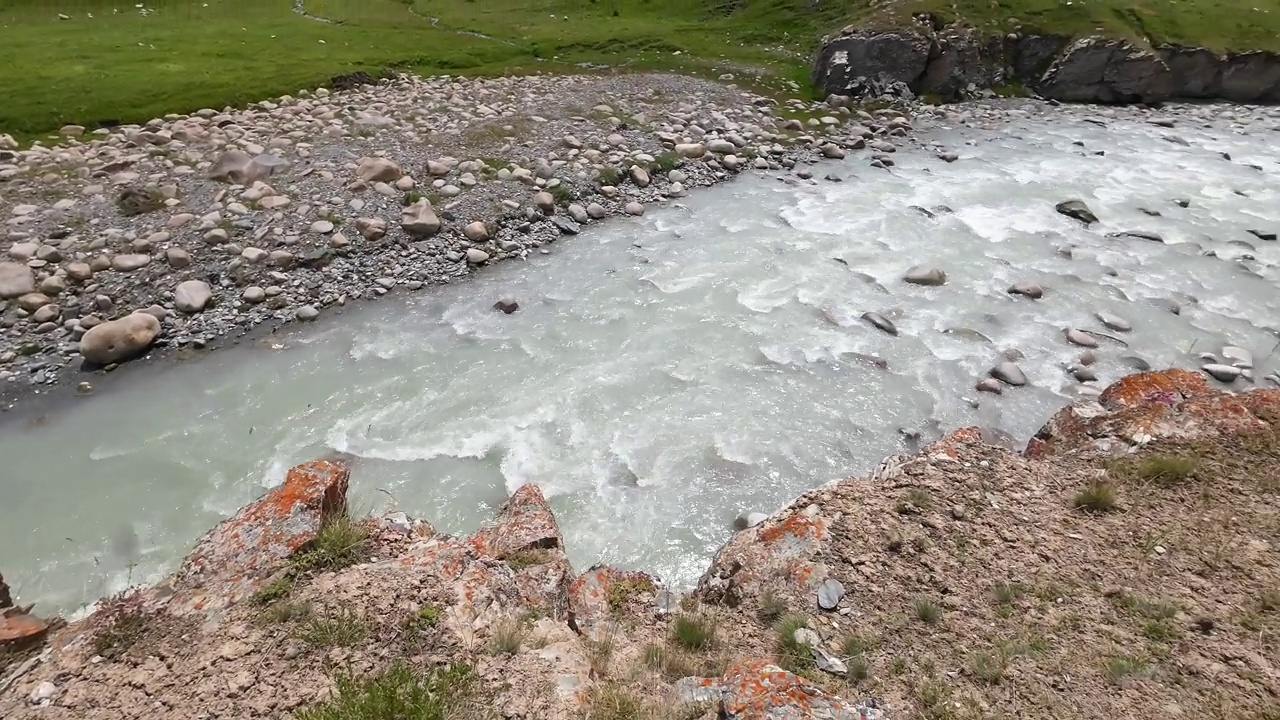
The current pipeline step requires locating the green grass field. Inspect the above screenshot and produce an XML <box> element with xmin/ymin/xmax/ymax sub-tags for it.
<box><xmin>1</xmin><ymin>0</ymin><xmax>1278</xmax><ymax>138</ymax></box>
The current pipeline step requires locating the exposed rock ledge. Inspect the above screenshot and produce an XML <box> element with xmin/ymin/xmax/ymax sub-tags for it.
<box><xmin>2</xmin><ymin>369</ymin><xmax>1278</xmax><ymax>718</ymax></box>
<box><xmin>813</xmin><ymin>24</ymin><xmax>1280</xmax><ymax>104</ymax></box>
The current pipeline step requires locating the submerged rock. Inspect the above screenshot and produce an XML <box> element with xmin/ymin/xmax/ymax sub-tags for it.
<box><xmin>1065</xmin><ymin>329</ymin><xmax>1100</xmax><ymax>348</ymax></box>
<box><xmin>903</xmin><ymin>266</ymin><xmax>946</xmax><ymax>286</ymax></box>
<box><xmin>860</xmin><ymin>311</ymin><xmax>898</xmax><ymax>336</ymax></box>
<box><xmin>1055</xmin><ymin>199</ymin><xmax>1098</xmax><ymax>225</ymax></box>
<box><xmin>1202</xmin><ymin>364</ymin><xmax>1244</xmax><ymax>382</ymax></box>
<box><xmin>989</xmin><ymin>361</ymin><xmax>1028</xmax><ymax>387</ymax></box>
<box><xmin>1007</xmin><ymin>281</ymin><xmax>1044</xmax><ymax>299</ymax></box>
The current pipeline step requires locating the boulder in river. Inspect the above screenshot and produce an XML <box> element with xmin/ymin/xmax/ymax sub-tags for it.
<box><xmin>1055</xmin><ymin>199</ymin><xmax>1098</xmax><ymax>225</ymax></box>
<box><xmin>1065</xmin><ymin>328</ymin><xmax>1099</xmax><ymax>348</ymax></box>
<box><xmin>494</xmin><ymin>297</ymin><xmax>519</xmax><ymax>314</ymax></box>
<box><xmin>975</xmin><ymin>378</ymin><xmax>1004</xmax><ymax>394</ymax></box>
<box><xmin>989</xmin><ymin>361</ymin><xmax>1028</xmax><ymax>387</ymax></box>
<box><xmin>903</xmin><ymin>266</ymin><xmax>946</xmax><ymax>286</ymax></box>
<box><xmin>1222</xmin><ymin>346</ymin><xmax>1253</xmax><ymax>368</ymax></box>
<box><xmin>1095</xmin><ymin>311</ymin><xmax>1131</xmax><ymax>332</ymax></box>
<box><xmin>1202</xmin><ymin>364</ymin><xmax>1244</xmax><ymax>382</ymax></box>
<box><xmin>1109</xmin><ymin>230</ymin><xmax>1164</xmax><ymax>243</ymax></box>
<box><xmin>860</xmin><ymin>311</ymin><xmax>898</xmax><ymax>336</ymax></box>
<box><xmin>79</xmin><ymin>312</ymin><xmax>161</xmax><ymax>365</ymax></box>
<box><xmin>1007</xmin><ymin>281</ymin><xmax>1044</xmax><ymax>299</ymax></box>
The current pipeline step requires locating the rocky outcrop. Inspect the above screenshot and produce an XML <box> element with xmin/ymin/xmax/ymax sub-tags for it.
<box><xmin>3</xmin><ymin>370</ymin><xmax>1278</xmax><ymax>718</ymax></box>
<box><xmin>812</xmin><ymin>24</ymin><xmax>1280</xmax><ymax>103</ymax></box>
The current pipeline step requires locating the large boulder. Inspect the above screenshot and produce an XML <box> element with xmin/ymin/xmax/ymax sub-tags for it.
<box><xmin>78</xmin><ymin>312</ymin><xmax>161</xmax><ymax>365</ymax></box>
<box><xmin>1219</xmin><ymin>51</ymin><xmax>1280</xmax><ymax>102</ymax></box>
<box><xmin>169</xmin><ymin>459</ymin><xmax>350</xmax><ymax>612</ymax></box>
<box><xmin>1037</xmin><ymin>37</ymin><xmax>1174</xmax><ymax>103</ymax></box>
<box><xmin>918</xmin><ymin>28</ymin><xmax>1006</xmax><ymax>99</ymax></box>
<box><xmin>356</xmin><ymin>156</ymin><xmax>402</xmax><ymax>183</ymax></box>
<box><xmin>1158</xmin><ymin>45</ymin><xmax>1223</xmax><ymax>97</ymax></box>
<box><xmin>0</xmin><ymin>571</ymin><xmax>10</xmax><ymax>609</ymax></box>
<box><xmin>811</xmin><ymin>28</ymin><xmax>931</xmax><ymax>97</ymax></box>
<box><xmin>0</xmin><ymin>262</ymin><xmax>35</xmax><ymax>299</ymax></box>
<box><xmin>1014</xmin><ymin>34</ymin><xmax>1070</xmax><ymax>81</ymax></box>
<box><xmin>400</xmin><ymin>198</ymin><xmax>440</xmax><ymax>236</ymax></box>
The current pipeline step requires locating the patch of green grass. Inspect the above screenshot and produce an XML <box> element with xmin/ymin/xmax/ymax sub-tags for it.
<box><xmin>649</xmin><ymin>151</ymin><xmax>680</xmax><ymax>174</ymax></box>
<box><xmin>250</xmin><ymin>576</ymin><xmax>296</xmax><ymax>607</ymax></box>
<box><xmin>296</xmin><ymin>660</ymin><xmax>477</xmax><ymax>720</ymax></box>
<box><xmin>774</xmin><ymin>614</ymin><xmax>814</xmax><ymax>673</ymax></box>
<box><xmin>969</xmin><ymin>650</ymin><xmax>1009</xmax><ymax>684</ymax></box>
<box><xmin>1103</xmin><ymin>654</ymin><xmax>1152</xmax><ymax>684</ymax></box>
<box><xmin>548</xmin><ymin>183</ymin><xmax>575</xmax><ymax>206</ymax></box>
<box><xmin>993</xmin><ymin>580</ymin><xmax>1026</xmax><ymax>607</ymax></box>
<box><xmin>583</xmin><ymin>682</ymin><xmax>645</xmax><ymax>720</ymax></box>
<box><xmin>1141</xmin><ymin>619</ymin><xmax>1181</xmax><ymax>642</ymax></box>
<box><xmin>605</xmin><ymin>576</ymin><xmax>655</xmax><ymax>612</ymax></box>
<box><xmin>913</xmin><ymin>596</ymin><xmax>942</xmax><ymax>624</ymax></box>
<box><xmin>896</xmin><ymin>488</ymin><xmax>933</xmax><ymax>513</ymax></box>
<box><xmin>1110</xmin><ymin>454</ymin><xmax>1201</xmax><ymax>484</ymax></box>
<box><xmin>671</xmin><ymin>614</ymin><xmax>717</xmax><ymax>651</ymax></box>
<box><xmin>264</xmin><ymin>599</ymin><xmax>313</xmax><ymax>624</ymax></box>
<box><xmin>404</xmin><ymin>604</ymin><xmax>442</xmax><ymax>639</ymax></box>
<box><xmin>913</xmin><ymin>678</ymin><xmax>954</xmax><ymax>720</ymax></box>
<box><xmin>506</xmin><ymin>549</ymin><xmax>555</xmax><ymax>570</ymax></box>
<box><xmin>115</xmin><ymin>186</ymin><xmax>166</xmax><ymax>217</ymax></box>
<box><xmin>292</xmin><ymin>514</ymin><xmax>370</xmax><ymax>573</ymax></box>
<box><xmin>90</xmin><ymin>593</ymin><xmax>151</xmax><ymax>660</ymax></box>
<box><xmin>297</xmin><ymin>608</ymin><xmax>369</xmax><ymax>648</ymax></box>
<box><xmin>757</xmin><ymin>591</ymin><xmax>787</xmax><ymax>624</ymax></box>
<box><xmin>585</xmin><ymin>633</ymin><xmax>616</xmax><ymax>676</ymax></box>
<box><xmin>1072</xmin><ymin>478</ymin><xmax>1118</xmax><ymax>513</ymax></box>
<box><xmin>597</xmin><ymin>166</ymin><xmax>625</xmax><ymax>187</ymax></box>
<box><xmin>846</xmin><ymin>653</ymin><xmax>871</xmax><ymax>683</ymax></box>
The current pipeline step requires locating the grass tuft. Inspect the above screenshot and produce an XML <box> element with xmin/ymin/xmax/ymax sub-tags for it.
<box><xmin>296</xmin><ymin>661</ymin><xmax>477</xmax><ymax>720</ymax></box>
<box><xmin>90</xmin><ymin>592</ymin><xmax>151</xmax><ymax>660</ymax></box>
<box><xmin>757</xmin><ymin>591</ymin><xmax>787</xmax><ymax>624</ymax></box>
<box><xmin>774</xmin><ymin>614</ymin><xmax>813</xmax><ymax>673</ymax></box>
<box><xmin>671</xmin><ymin>614</ymin><xmax>717</xmax><ymax>651</ymax></box>
<box><xmin>605</xmin><ymin>576</ymin><xmax>655</xmax><ymax>612</ymax></box>
<box><xmin>488</xmin><ymin>617</ymin><xmax>526</xmax><ymax>655</ymax></box>
<box><xmin>250</xmin><ymin>576</ymin><xmax>296</xmax><ymax>606</ymax></box>
<box><xmin>1110</xmin><ymin>454</ymin><xmax>1200</xmax><ymax>484</ymax></box>
<box><xmin>297</xmin><ymin>608</ymin><xmax>369</xmax><ymax>648</ymax></box>
<box><xmin>292</xmin><ymin>514</ymin><xmax>370</xmax><ymax>573</ymax></box>
<box><xmin>1103</xmin><ymin>654</ymin><xmax>1152</xmax><ymax>684</ymax></box>
<box><xmin>914</xmin><ymin>596</ymin><xmax>942</xmax><ymax>624</ymax></box>
<box><xmin>506</xmin><ymin>549</ymin><xmax>556</xmax><ymax>570</ymax></box>
<box><xmin>549</xmin><ymin>184</ymin><xmax>575</xmax><ymax>206</ymax></box>
<box><xmin>1072</xmin><ymin>478</ymin><xmax>1118</xmax><ymax>513</ymax></box>
<box><xmin>264</xmin><ymin>600</ymin><xmax>313</xmax><ymax>624</ymax></box>
<box><xmin>969</xmin><ymin>650</ymin><xmax>1006</xmax><ymax>684</ymax></box>
<box><xmin>597</xmin><ymin>166</ymin><xmax>623</xmax><ymax>187</ymax></box>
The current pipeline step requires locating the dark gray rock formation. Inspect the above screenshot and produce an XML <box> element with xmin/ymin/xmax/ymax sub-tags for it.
<box><xmin>811</xmin><ymin>24</ymin><xmax>1280</xmax><ymax>105</ymax></box>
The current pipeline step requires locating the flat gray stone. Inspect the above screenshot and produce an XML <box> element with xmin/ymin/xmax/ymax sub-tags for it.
<box><xmin>817</xmin><ymin>578</ymin><xmax>845</xmax><ymax>610</ymax></box>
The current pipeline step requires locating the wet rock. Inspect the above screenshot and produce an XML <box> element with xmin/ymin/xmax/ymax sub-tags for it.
<box><xmin>989</xmin><ymin>361</ymin><xmax>1028</xmax><ymax>387</ymax></box>
<box><xmin>1065</xmin><ymin>328</ymin><xmax>1099</xmax><ymax>348</ymax></box>
<box><xmin>1095</xmin><ymin>311</ymin><xmax>1131</xmax><ymax>332</ymax></box>
<box><xmin>1121</xmin><ymin>355</ymin><xmax>1152</xmax><ymax>371</ymax></box>
<box><xmin>0</xmin><ymin>262</ymin><xmax>37</xmax><ymax>298</ymax></box>
<box><xmin>0</xmin><ymin>572</ymin><xmax>10</xmax><ymax>608</ymax></box>
<box><xmin>624</xmin><ymin>202</ymin><xmax>645</xmax><ymax>216</ymax></box>
<box><xmin>1110</xmin><ymin>230</ymin><xmax>1164</xmax><ymax>243</ymax></box>
<box><xmin>1055</xmin><ymin>199</ymin><xmax>1098</xmax><ymax>225</ymax></box>
<box><xmin>174</xmin><ymin>280</ymin><xmax>213</xmax><ymax>314</ymax></box>
<box><xmin>1202</xmin><ymin>364</ymin><xmax>1244</xmax><ymax>382</ymax></box>
<box><xmin>296</xmin><ymin>305</ymin><xmax>319</xmax><ymax>321</ymax></box>
<box><xmin>1078</xmin><ymin>350</ymin><xmax>1098</xmax><ymax>366</ymax></box>
<box><xmin>860</xmin><ymin>312</ymin><xmax>898</xmax><ymax>336</ymax></box>
<box><xmin>1070</xmin><ymin>365</ymin><xmax>1098</xmax><ymax>382</ymax></box>
<box><xmin>79</xmin><ymin>312</ymin><xmax>161</xmax><ymax>365</ymax></box>
<box><xmin>903</xmin><ymin>266</ymin><xmax>946</xmax><ymax>286</ymax></box>
<box><xmin>494</xmin><ymin>297</ymin><xmax>519</xmax><ymax>314</ymax></box>
<box><xmin>466</xmin><ymin>248</ymin><xmax>490</xmax><ymax>264</ymax></box>
<box><xmin>1007</xmin><ymin>281</ymin><xmax>1044</xmax><ymax>299</ymax></box>
<box><xmin>551</xmin><ymin>217</ymin><xmax>580</xmax><ymax>235</ymax></box>
<box><xmin>1222</xmin><ymin>346</ymin><xmax>1253</xmax><ymax>368</ymax></box>
<box><xmin>975</xmin><ymin>378</ymin><xmax>1004</xmax><ymax>394</ymax></box>
<box><xmin>1247</xmin><ymin>229</ymin><xmax>1277</xmax><ymax>242</ymax></box>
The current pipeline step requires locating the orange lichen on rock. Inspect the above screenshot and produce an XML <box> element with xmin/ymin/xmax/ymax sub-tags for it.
<box><xmin>0</xmin><ymin>609</ymin><xmax>49</xmax><ymax>648</ymax></box>
<box><xmin>718</xmin><ymin>660</ymin><xmax>874</xmax><ymax>719</ymax></box>
<box><xmin>167</xmin><ymin>459</ymin><xmax>350</xmax><ymax>612</ymax></box>
<box><xmin>1097</xmin><ymin>368</ymin><xmax>1210</xmax><ymax>409</ymax></box>
<box><xmin>567</xmin><ymin>566</ymin><xmax>656</xmax><ymax>640</ymax></box>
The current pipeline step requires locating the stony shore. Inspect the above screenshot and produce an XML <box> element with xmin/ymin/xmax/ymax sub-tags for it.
<box><xmin>0</xmin><ymin>71</ymin><xmax>911</xmax><ymax>411</ymax></box>
<box><xmin>1</xmin><ymin>368</ymin><xmax>1277</xmax><ymax>719</ymax></box>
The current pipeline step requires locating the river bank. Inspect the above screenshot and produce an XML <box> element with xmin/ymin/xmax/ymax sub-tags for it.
<box><xmin>0</xmin><ymin>71</ymin><xmax>890</xmax><ymax>415</ymax></box>
<box><xmin>1</xmin><ymin>369</ymin><xmax>1277</xmax><ymax>719</ymax></box>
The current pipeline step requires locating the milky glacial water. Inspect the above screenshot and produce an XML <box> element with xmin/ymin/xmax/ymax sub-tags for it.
<box><xmin>3</xmin><ymin>104</ymin><xmax>1278</xmax><ymax>615</ymax></box>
